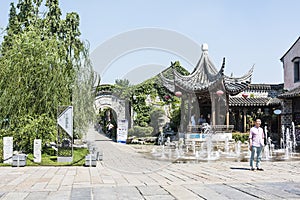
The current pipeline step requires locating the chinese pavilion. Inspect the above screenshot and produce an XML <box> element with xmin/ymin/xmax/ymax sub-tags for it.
<box><xmin>160</xmin><ymin>44</ymin><xmax>254</xmax><ymax>131</ymax></box>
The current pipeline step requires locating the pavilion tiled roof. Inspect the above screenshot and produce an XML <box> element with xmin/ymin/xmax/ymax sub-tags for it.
<box><xmin>159</xmin><ymin>44</ymin><xmax>253</xmax><ymax>95</ymax></box>
<box><xmin>278</xmin><ymin>86</ymin><xmax>300</xmax><ymax>98</ymax></box>
<box><xmin>229</xmin><ymin>97</ymin><xmax>281</xmax><ymax>107</ymax></box>
<box><xmin>223</xmin><ymin>68</ymin><xmax>253</xmax><ymax>95</ymax></box>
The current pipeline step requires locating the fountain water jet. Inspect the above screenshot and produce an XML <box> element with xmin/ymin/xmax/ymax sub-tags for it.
<box><xmin>147</xmin><ymin>122</ymin><xmax>300</xmax><ymax>163</ymax></box>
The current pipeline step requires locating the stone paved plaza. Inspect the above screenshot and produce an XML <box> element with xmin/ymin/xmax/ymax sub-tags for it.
<box><xmin>0</xmin><ymin>129</ymin><xmax>299</xmax><ymax>200</ymax></box>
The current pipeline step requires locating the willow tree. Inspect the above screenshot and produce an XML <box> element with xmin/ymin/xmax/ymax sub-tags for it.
<box><xmin>0</xmin><ymin>0</ymin><xmax>97</xmax><ymax>151</ymax></box>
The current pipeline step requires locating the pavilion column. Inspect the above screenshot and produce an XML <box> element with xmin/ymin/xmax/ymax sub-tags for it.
<box><xmin>226</xmin><ymin>94</ymin><xmax>230</xmax><ymax>127</ymax></box>
<box><xmin>187</xmin><ymin>94</ymin><xmax>192</xmax><ymax>131</ymax></box>
<box><xmin>243</xmin><ymin>108</ymin><xmax>247</xmax><ymax>133</ymax></box>
<box><xmin>211</xmin><ymin>92</ymin><xmax>216</xmax><ymax>126</ymax></box>
<box><xmin>180</xmin><ymin>97</ymin><xmax>185</xmax><ymax>133</ymax></box>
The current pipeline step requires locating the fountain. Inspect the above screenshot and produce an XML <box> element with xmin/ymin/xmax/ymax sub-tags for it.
<box><xmin>292</xmin><ymin>122</ymin><xmax>297</xmax><ymax>153</ymax></box>
<box><xmin>224</xmin><ymin>137</ymin><xmax>229</xmax><ymax>154</ymax></box>
<box><xmin>263</xmin><ymin>126</ymin><xmax>272</xmax><ymax>160</ymax></box>
<box><xmin>281</xmin><ymin>125</ymin><xmax>285</xmax><ymax>149</ymax></box>
<box><xmin>270</xmin><ymin>122</ymin><xmax>300</xmax><ymax>160</ymax></box>
<box><xmin>285</xmin><ymin>127</ymin><xmax>291</xmax><ymax>159</ymax></box>
<box><xmin>146</xmin><ymin>122</ymin><xmax>300</xmax><ymax>163</ymax></box>
<box><xmin>235</xmin><ymin>141</ymin><xmax>241</xmax><ymax>158</ymax></box>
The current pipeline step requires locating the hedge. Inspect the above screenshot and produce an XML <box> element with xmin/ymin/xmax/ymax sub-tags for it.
<box><xmin>232</xmin><ymin>132</ymin><xmax>249</xmax><ymax>143</ymax></box>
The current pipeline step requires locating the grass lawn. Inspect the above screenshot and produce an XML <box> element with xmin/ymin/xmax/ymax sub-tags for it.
<box><xmin>0</xmin><ymin>148</ymin><xmax>89</xmax><ymax>166</ymax></box>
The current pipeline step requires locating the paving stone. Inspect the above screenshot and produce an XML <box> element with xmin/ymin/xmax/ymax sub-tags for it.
<box><xmin>61</xmin><ymin>175</ymin><xmax>74</xmax><ymax>186</ymax></box>
<box><xmin>144</xmin><ymin>194</ymin><xmax>175</xmax><ymax>200</ymax></box>
<box><xmin>24</xmin><ymin>192</ymin><xmax>49</xmax><ymax>200</ymax></box>
<box><xmin>0</xmin><ymin>192</ymin><xmax>6</xmax><ymax>198</ymax></box>
<box><xmin>47</xmin><ymin>191</ymin><xmax>70</xmax><ymax>200</ymax></box>
<box><xmin>205</xmin><ymin>184</ymin><xmax>258</xmax><ymax>200</ymax></box>
<box><xmin>1</xmin><ymin>192</ymin><xmax>28</xmax><ymax>200</ymax></box>
<box><xmin>7</xmin><ymin>174</ymin><xmax>30</xmax><ymax>186</ymax></box>
<box><xmin>252</xmin><ymin>182</ymin><xmax>300</xmax><ymax>199</ymax></box>
<box><xmin>70</xmin><ymin>187</ymin><xmax>91</xmax><ymax>200</ymax></box>
<box><xmin>162</xmin><ymin>185</ymin><xmax>202</xmax><ymax>200</ymax></box>
<box><xmin>93</xmin><ymin>186</ymin><xmax>118</xmax><ymax>200</ymax></box>
<box><xmin>137</xmin><ymin>185</ymin><xmax>169</xmax><ymax>196</ymax></box>
<box><xmin>31</xmin><ymin>182</ymin><xmax>47</xmax><ymax>190</ymax></box>
<box><xmin>115</xmin><ymin>186</ymin><xmax>144</xmax><ymax>200</ymax></box>
<box><xmin>228</xmin><ymin>183</ymin><xmax>285</xmax><ymax>200</ymax></box>
<box><xmin>184</xmin><ymin>184</ymin><xmax>230</xmax><ymax>200</ymax></box>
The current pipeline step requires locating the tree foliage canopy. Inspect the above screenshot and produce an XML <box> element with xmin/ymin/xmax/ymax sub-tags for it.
<box><xmin>0</xmin><ymin>0</ymin><xmax>98</xmax><ymax>152</ymax></box>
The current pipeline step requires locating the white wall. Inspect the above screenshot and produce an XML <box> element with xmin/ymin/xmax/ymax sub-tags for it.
<box><xmin>282</xmin><ymin>38</ymin><xmax>300</xmax><ymax>90</ymax></box>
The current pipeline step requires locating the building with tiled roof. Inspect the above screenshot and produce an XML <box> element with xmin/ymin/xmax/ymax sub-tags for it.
<box><xmin>279</xmin><ymin>37</ymin><xmax>300</xmax><ymax>132</ymax></box>
<box><xmin>228</xmin><ymin>84</ymin><xmax>283</xmax><ymax>133</ymax></box>
<box><xmin>229</xmin><ymin>84</ymin><xmax>283</xmax><ymax>107</ymax></box>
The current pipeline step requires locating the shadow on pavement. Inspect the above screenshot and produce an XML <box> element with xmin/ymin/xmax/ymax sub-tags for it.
<box><xmin>230</xmin><ymin>167</ymin><xmax>250</xmax><ymax>170</ymax></box>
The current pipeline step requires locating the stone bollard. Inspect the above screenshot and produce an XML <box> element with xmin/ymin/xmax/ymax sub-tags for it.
<box><xmin>12</xmin><ymin>154</ymin><xmax>27</xmax><ymax>167</ymax></box>
<box><xmin>85</xmin><ymin>154</ymin><xmax>96</xmax><ymax>167</ymax></box>
<box><xmin>96</xmin><ymin>151</ymin><xmax>103</xmax><ymax>161</ymax></box>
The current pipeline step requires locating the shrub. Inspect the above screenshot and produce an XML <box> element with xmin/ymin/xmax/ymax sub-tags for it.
<box><xmin>10</xmin><ymin>114</ymin><xmax>56</xmax><ymax>153</ymax></box>
<box><xmin>232</xmin><ymin>132</ymin><xmax>249</xmax><ymax>143</ymax></box>
<box><xmin>128</xmin><ymin>126</ymin><xmax>154</xmax><ymax>137</ymax></box>
<box><xmin>149</xmin><ymin>108</ymin><xmax>165</xmax><ymax>134</ymax></box>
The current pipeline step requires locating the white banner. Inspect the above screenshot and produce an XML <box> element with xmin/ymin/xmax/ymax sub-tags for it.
<box><xmin>34</xmin><ymin>139</ymin><xmax>42</xmax><ymax>163</ymax></box>
<box><xmin>57</xmin><ymin>106</ymin><xmax>73</xmax><ymax>138</ymax></box>
<box><xmin>117</xmin><ymin>119</ymin><xmax>128</xmax><ymax>144</ymax></box>
<box><xmin>3</xmin><ymin>137</ymin><xmax>13</xmax><ymax>164</ymax></box>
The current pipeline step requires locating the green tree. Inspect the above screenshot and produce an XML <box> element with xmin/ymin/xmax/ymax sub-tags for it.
<box><xmin>115</xmin><ymin>79</ymin><xmax>130</xmax><ymax>87</ymax></box>
<box><xmin>0</xmin><ymin>27</ymin><xmax>70</xmax><ymax>121</ymax></box>
<box><xmin>113</xmin><ymin>79</ymin><xmax>132</xmax><ymax>99</ymax></box>
<box><xmin>72</xmin><ymin>44</ymin><xmax>98</xmax><ymax>138</ymax></box>
<box><xmin>45</xmin><ymin>0</ymin><xmax>62</xmax><ymax>36</ymax></box>
<box><xmin>0</xmin><ymin>0</ymin><xmax>97</xmax><ymax>152</ymax></box>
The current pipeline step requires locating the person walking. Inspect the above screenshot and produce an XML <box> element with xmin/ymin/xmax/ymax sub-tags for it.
<box><xmin>249</xmin><ymin>118</ymin><xmax>265</xmax><ymax>171</ymax></box>
<box><xmin>107</xmin><ymin>122</ymin><xmax>114</xmax><ymax>138</ymax></box>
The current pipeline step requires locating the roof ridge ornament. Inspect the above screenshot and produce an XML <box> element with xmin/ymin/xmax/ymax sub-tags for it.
<box><xmin>202</xmin><ymin>43</ymin><xmax>208</xmax><ymax>54</ymax></box>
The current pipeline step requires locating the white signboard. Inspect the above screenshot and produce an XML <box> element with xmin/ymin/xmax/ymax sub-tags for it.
<box><xmin>3</xmin><ymin>137</ymin><xmax>13</xmax><ymax>164</ymax></box>
<box><xmin>117</xmin><ymin>119</ymin><xmax>128</xmax><ymax>144</ymax></box>
<box><xmin>274</xmin><ymin>109</ymin><xmax>282</xmax><ymax>115</ymax></box>
<box><xmin>34</xmin><ymin>139</ymin><xmax>42</xmax><ymax>163</ymax></box>
<box><xmin>58</xmin><ymin>106</ymin><xmax>73</xmax><ymax>137</ymax></box>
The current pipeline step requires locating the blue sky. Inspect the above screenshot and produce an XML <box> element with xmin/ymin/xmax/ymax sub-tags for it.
<box><xmin>1</xmin><ymin>0</ymin><xmax>300</xmax><ymax>84</ymax></box>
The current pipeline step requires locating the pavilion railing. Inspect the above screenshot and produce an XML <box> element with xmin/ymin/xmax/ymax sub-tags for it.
<box><xmin>187</xmin><ymin>124</ymin><xmax>234</xmax><ymax>133</ymax></box>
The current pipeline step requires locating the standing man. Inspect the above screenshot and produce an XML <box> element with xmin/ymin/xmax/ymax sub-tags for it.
<box><xmin>190</xmin><ymin>113</ymin><xmax>196</xmax><ymax>132</ymax></box>
<box><xmin>198</xmin><ymin>114</ymin><xmax>206</xmax><ymax>125</ymax></box>
<box><xmin>249</xmin><ymin>118</ymin><xmax>265</xmax><ymax>171</ymax></box>
<box><xmin>191</xmin><ymin>113</ymin><xmax>196</xmax><ymax>126</ymax></box>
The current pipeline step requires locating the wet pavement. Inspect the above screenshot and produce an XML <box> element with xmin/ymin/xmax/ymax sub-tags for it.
<box><xmin>0</xmin><ymin>128</ymin><xmax>299</xmax><ymax>199</ymax></box>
